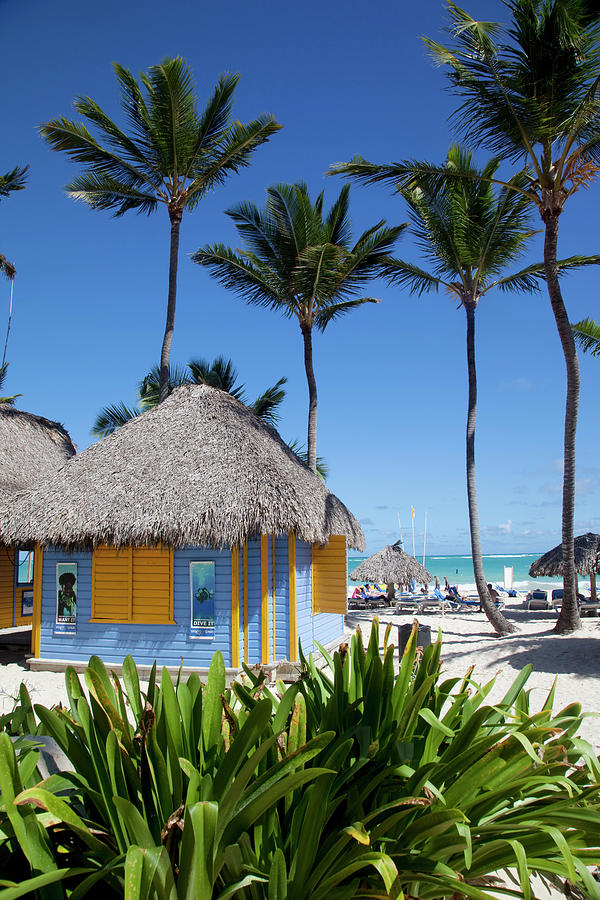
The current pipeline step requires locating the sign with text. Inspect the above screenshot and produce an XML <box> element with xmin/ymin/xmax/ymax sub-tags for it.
<box><xmin>189</xmin><ymin>561</ymin><xmax>215</xmax><ymax>639</ymax></box>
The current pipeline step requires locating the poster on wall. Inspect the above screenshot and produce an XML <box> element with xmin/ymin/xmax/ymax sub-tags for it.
<box><xmin>55</xmin><ymin>563</ymin><xmax>77</xmax><ymax>634</ymax></box>
<box><xmin>21</xmin><ymin>590</ymin><xmax>33</xmax><ymax>617</ymax></box>
<box><xmin>189</xmin><ymin>561</ymin><xmax>215</xmax><ymax>639</ymax></box>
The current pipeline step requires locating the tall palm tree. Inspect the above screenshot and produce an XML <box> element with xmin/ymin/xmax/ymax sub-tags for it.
<box><xmin>381</xmin><ymin>146</ymin><xmax>549</xmax><ymax>634</ymax></box>
<box><xmin>193</xmin><ymin>183</ymin><xmax>405</xmax><ymax>472</ymax></box>
<box><xmin>91</xmin><ymin>358</ymin><xmax>287</xmax><ymax>436</ymax></box>
<box><xmin>40</xmin><ymin>59</ymin><xmax>280</xmax><ymax>403</ymax></box>
<box><xmin>333</xmin><ymin>0</ymin><xmax>600</xmax><ymax>634</ymax></box>
<box><xmin>0</xmin><ymin>165</ymin><xmax>28</xmax><ymax>281</ymax></box>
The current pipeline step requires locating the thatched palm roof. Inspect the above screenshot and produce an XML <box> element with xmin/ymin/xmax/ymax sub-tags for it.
<box><xmin>529</xmin><ymin>532</ymin><xmax>600</xmax><ymax>577</ymax></box>
<box><xmin>0</xmin><ymin>384</ymin><xmax>364</xmax><ymax>551</ymax></box>
<box><xmin>0</xmin><ymin>405</ymin><xmax>76</xmax><ymax>497</ymax></box>
<box><xmin>350</xmin><ymin>541</ymin><xmax>432</xmax><ymax>584</ymax></box>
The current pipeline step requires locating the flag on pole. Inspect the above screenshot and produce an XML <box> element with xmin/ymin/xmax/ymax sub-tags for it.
<box><xmin>411</xmin><ymin>506</ymin><xmax>415</xmax><ymax>518</ymax></box>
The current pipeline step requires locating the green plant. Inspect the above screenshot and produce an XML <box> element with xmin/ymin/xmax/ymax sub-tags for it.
<box><xmin>193</xmin><ymin>183</ymin><xmax>405</xmax><ymax>473</ymax></box>
<box><xmin>1</xmin><ymin>624</ymin><xmax>599</xmax><ymax>898</ymax></box>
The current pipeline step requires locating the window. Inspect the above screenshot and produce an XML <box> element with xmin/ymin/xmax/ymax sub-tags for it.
<box><xmin>312</xmin><ymin>535</ymin><xmax>347</xmax><ymax>614</ymax></box>
<box><xmin>17</xmin><ymin>548</ymin><xmax>34</xmax><ymax>586</ymax></box>
<box><xmin>91</xmin><ymin>545</ymin><xmax>174</xmax><ymax>624</ymax></box>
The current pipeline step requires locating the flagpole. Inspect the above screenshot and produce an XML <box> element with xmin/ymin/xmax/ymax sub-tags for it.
<box><xmin>397</xmin><ymin>513</ymin><xmax>403</xmax><ymax>548</ymax></box>
<box><xmin>422</xmin><ymin>511</ymin><xmax>427</xmax><ymax>567</ymax></box>
<box><xmin>411</xmin><ymin>507</ymin><xmax>415</xmax><ymax>558</ymax></box>
<box><xmin>2</xmin><ymin>279</ymin><xmax>14</xmax><ymax>369</ymax></box>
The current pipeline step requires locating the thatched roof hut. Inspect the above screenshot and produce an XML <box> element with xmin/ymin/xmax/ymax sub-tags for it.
<box><xmin>529</xmin><ymin>533</ymin><xmax>600</xmax><ymax>577</ymax></box>
<box><xmin>350</xmin><ymin>541</ymin><xmax>432</xmax><ymax>584</ymax></box>
<box><xmin>0</xmin><ymin>405</ymin><xmax>76</xmax><ymax>497</ymax></box>
<box><xmin>0</xmin><ymin>384</ymin><xmax>364</xmax><ymax>552</ymax></box>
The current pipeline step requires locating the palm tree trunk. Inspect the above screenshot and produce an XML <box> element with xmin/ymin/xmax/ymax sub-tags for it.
<box><xmin>301</xmin><ymin>324</ymin><xmax>318</xmax><ymax>473</ymax></box>
<box><xmin>159</xmin><ymin>210</ymin><xmax>182</xmax><ymax>403</ymax></box>
<box><xmin>465</xmin><ymin>301</ymin><xmax>517</xmax><ymax>636</ymax></box>
<box><xmin>543</xmin><ymin>213</ymin><xmax>581</xmax><ymax>634</ymax></box>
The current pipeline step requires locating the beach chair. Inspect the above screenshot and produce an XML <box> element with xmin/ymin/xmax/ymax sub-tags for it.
<box><xmin>551</xmin><ymin>589</ymin><xmax>598</xmax><ymax>616</ymax></box>
<box><xmin>419</xmin><ymin>588</ymin><xmax>457</xmax><ymax>612</ymax></box>
<box><xmin>392</xmin><ymin>592</ymin><xmax>423</xmax><ymax>613</ymax></box>
<box><xmin>527</xmin><ymin>589</ymin><xmax>550</xmax><ymax>610</ymax></box>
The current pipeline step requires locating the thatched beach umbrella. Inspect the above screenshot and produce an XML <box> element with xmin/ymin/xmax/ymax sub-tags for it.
<box><xmin>0</xmin><ymin>406</ymin><xmax>75</xmax><ymax>498</ymax></box>
<box><xmin>0</xmin><ymin>384</ymin><xmax>364</xmax><ymax>551</ymax></box>
<box><xmin>350</xmin><ymin>540</ymin><xmax>432</xmax><ymax>601</ymax></box>
<box><xmin>529</xmin><ymin>532</ymin><xmax>600</xmax><ymax>600</ymax></box>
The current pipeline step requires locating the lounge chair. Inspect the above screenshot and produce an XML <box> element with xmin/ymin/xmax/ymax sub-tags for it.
<box><xmin>551</xmin><ymin>589</ymin><xmax>598</xmax><ymax>616</ymax></box>
<box><xmin>527</xmin><ymin>589</ymin><xmax>550</xmax><ymax>610</ymax></box>
<box><xmin>418</xmin><ymin>588</ymin><xmax>458</xmax><ymax>612</ymax></box>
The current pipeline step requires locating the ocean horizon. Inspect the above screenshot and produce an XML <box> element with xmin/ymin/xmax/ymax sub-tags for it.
<box><xmin>348</xmin><ymin>552</ymin><xmax>567</xmax><ymax>592</ymax></box>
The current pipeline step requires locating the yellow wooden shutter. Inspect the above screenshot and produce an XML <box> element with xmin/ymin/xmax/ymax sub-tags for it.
<box><xmin>0</xmin><ymin>545</ymin><xmax>14</xmax><ymax>628</ymax></box>
<box><xmin>92</xmin><ymin>546</ymin><xmax>131</xmax><ymax>622</ymax></box>
<box><xmin>312</xmin><ymin>535</ymin><xmax>347</xmax><ymax>614</ymax></box>
<box><xmin>132</xmin><ymin>546</ymin><xmax>173</xmax><ymax>623</ymax></box>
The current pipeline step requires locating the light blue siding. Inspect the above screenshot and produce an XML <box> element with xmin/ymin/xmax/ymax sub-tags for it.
<box><xmin>296</xmin><ymin>541</ymin><xmax>314</xmax><ymax>655</ymax></box>
<box><xmin>39</xmin><ymin>537</ymin><xmax>343</xmax><ymax>668</ymax></box>
<box><xmin>40</xmin><ymin>545</ymin><xmax>233</xmax><ymax>668</ymax></box>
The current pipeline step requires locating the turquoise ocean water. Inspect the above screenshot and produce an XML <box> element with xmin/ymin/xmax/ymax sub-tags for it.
<box><xmin>348</xmin><ymin>553</ymin><xmax>564</xmax><ymax>591</ymax></box>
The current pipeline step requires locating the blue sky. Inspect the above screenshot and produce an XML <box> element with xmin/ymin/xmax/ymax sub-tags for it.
<box><xmin>2</xmin><ymin>0</ymin><xmax>599</xmax><ymax>556</ymax></box>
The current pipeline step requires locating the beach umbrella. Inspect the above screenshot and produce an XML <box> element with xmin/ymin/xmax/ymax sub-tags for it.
<box><xmin>350</xmin><ymin>541</ymin><xmax>432</xmax><ymax>600</ymax></box>
<box><xmin>529</xmin><ymin>532</ymin><xmax>600</xmax><ymax>600</ymax></box>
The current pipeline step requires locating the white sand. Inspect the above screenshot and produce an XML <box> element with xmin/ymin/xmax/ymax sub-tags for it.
<box><xmin>345</xmin><ymin>602</ymin><xmax>600</xmax><ymax>751</ymax></box>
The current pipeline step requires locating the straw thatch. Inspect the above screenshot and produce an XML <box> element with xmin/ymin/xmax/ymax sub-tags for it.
<box><xmin>0</xmin><ymin>384</ymin><xmax>364</xmax><ymax>551</ymax></box>
<box><xmin>0</xmin><ymin>405</ymin><xmax>76</xmax><ymax>497</ymax></box>
<box><xmin>529</xmin><ymin>532</ymin><xmax>600</xmax><ymax>577</ymax></box>
<box><xmin>350</xmin><ymin>541</ymin><xmax>432</xmax><ymax>584</ymax></box>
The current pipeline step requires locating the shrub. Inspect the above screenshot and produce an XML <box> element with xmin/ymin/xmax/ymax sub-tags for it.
<box><xmin>0</xmin><ymin>620</ymin><xmax>599</xmax><ymax>898</ymax></box>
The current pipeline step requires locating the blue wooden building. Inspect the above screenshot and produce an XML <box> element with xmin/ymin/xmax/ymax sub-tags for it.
<box><xmin>0</xmin><ymin>385</ymin><xmax>364</xmax><ymax>673</ymax></box>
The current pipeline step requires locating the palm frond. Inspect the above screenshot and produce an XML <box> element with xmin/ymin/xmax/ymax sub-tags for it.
<box><xmin>187</xmin><ymin>356</ymin><xmax>245</xmax><ymax>400</ymax></box>
<box><xmin>0</xmin><ymin>166</ymin><xmax>28</xmax><ymax>200</ymax></box>
<box><xmin>286</xmin><ymin>438</ymin><xmax>328</xmax><ymax>480</ymax></box>
<box><xmin>251</xmin><ymin>376</ymin><xmax>287</xmax><ymax>424</ymax></box>
<box><xmin>91</xmin><ymin>401</ymin><xmax>142</xmax><ymax>438</ymax></box>
<box><xmin>138</xmin><ymin>364</ymin><xmax>190</xmax><ymax>407</ymax></box>
<box><xmin>0</xmin><ymin>362</ymin><xmax>20</xmax><ymax>405</ymax></box>
<box><xmin>66</xmin><ymin>171</ymin><xmax>159</xmax><ymax>216</ymax></box>
<box><xmin>380</xmin><ymin>259</ymin><xmax>443</xmax><ymax>296</ymax></box>
<box><xmin>192</xmin><ymin>244</ymin><xmax>291</xmax><ymax>312</ymax></box>
<box><xmin>572</xmin><ymin>317</ymin><xmax>600</xmax><ymax>356</ymax></box>
<box><xmin>186</xmin><ymin>115</ymin><xmax>281</xmax><ymax>205</ymax></box>
<box><xmin>314</xmin><ymin>297</ymin><xmax>380</xmax><ymax>332</ymax></box>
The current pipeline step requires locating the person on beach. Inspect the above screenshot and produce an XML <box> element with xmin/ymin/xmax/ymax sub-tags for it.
<box><xmin>478</xmin><ymin>584</ymin><xmax>501</xmax><ymax>613</ymax></box>
<box><xmin>434</xmin><ymin>575</ymin><xmax>440</xmax><ymax>590</ymax></box>
<box><xmin>365</xmin><ymin>583</ymin><xmax>387</xmax><ymax>601</ymax></box>
<box><xmin>444</xmin><ymin>576</ymin><xmax>450</xmax><ymax>592</ymax></box>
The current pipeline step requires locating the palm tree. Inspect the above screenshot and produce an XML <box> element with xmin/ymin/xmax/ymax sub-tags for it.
<box><xmin>193</xmin><ymin>183</ymin><xmax>405</xmax><ymax>472</ymax></box>
<box><xmin>333</xmin><ymin>0</ymin><xmax>600</xmax><ymax>634</ymax></box>
<box><xmin>0</xmin><ymin>166</ymin><xmax>28</xmax><ymax>280</ymax></box>
<box><xmin>573</xmin><ymin>317</ymin><xmax>600</xmax><ymax>356</ymax></box>
<box><xmin>40</xmin><ymin>59</ymin><xmax>280</xmax><ymax>403</ymax></box>
<box><xmin>379</xmin><ymin>146</ymin><xmax>551</xmax><ymax>634</ymax></box>
<box><xmin>91</xmin><ymin>358</ymin><xmax>287</xmax><ymax>436</ymax></box>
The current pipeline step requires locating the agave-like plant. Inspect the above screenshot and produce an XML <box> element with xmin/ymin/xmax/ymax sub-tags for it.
<box><xmin>1</xmin><ymin>624</ymin><xmax>600</xmax><ymax>898</ymax></box>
